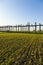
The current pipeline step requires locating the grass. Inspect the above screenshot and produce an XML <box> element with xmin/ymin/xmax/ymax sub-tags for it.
<box><xmin>0</xmin><ymin>32</ymin><xmax>43</xmax><ymax>65</ymax></box>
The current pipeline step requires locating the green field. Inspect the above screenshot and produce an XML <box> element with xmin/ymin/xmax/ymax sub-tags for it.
<box><xmin>0</xmin><ymin>33</ymin><xmax>43</xmax><ymax>65</ymax></box>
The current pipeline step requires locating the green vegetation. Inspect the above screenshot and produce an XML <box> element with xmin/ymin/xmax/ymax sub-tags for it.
<box><xmin>0</xmin><ymin>32</ymin><xmax>43</xmax><ymax>65</ymax></box>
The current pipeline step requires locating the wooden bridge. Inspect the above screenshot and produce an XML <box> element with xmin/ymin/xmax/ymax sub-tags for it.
<box><xmin>0</xmin><ymin>22</ymin><xmax>43</xmax><ymax>32</ymax></box>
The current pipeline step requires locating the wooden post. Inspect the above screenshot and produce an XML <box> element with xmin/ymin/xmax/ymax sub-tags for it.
<box><xmin>18</xmin><ymin>25</ymin><xmax>19</xmax><ymax>32</ymax></box>
<box><xmin>22</xmin><ymin>25</ymin><xmax>23</xmax><ymax>32</ymax></box>
<box><xmin>20</xmin><ymin>24</ymin><xmax>22</xmax><ymax>31</ymax></box>
<box><xmin>16</xmin><ymin>25</ymin><xmax>17</xmax><ymax>31</ymax></box>
<box><xmin>8</xmin><ymin>26</ymin><xmax>9</xmax><ymax>31</ymax></box>
<box><xmin>28</xmin><ymin>23</ymin><xmax>30</xmax><ymax>32</ymax></box>
<box><xmin>27</xmin><ymin>22</ymin><xmax>30</xmax><ymax>32</ymax></box>
<box><xmin>39</xmin><ymin>23</ymin><xmax>41</xmax><ymax>31</ymax></box>
<box><xmin>2</xmin><ymin>26</ymin><xmax>3</xmax><ymax>31</ymax></box>
<box><xmin>5</xmin><ymin>26</ymin><xmax>6</xmax><ymax>31</ymax></box>
<box><xmin>35</xmin><ymin>22</ymin><xmax>37</xmax><ymax>32</ymax></box>
<box><xmin>8</xmin><ymin>26</ymin><xmax>10</xmax><ymax>31</ymax></box>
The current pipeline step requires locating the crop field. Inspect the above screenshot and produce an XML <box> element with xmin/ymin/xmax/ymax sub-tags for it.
<box><xmin>0</xmin><ymin>32</ymin><xmax>43</xmax><ymax>65</ymax></box>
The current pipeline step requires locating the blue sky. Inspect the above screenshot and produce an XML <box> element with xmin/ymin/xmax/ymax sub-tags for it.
<box><xmin>0</xmin><ymin>0</ymin><xmax>43</xmax><ymax>26</ymax></box>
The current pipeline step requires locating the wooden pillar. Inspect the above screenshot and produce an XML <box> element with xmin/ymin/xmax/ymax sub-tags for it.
<box><xmin>21</xmin><ymin>26</ymin><xmax>22</xmax><ymax>31</ymax></box>
<box><xmin>10</xmin><ymin>26</ymin><xmax>12</xmax><ymax>31</ymax></box>
<box><xmin>27</xmin><ymin>22</ymin><xmax>30</xmax><ymax>32</ymax></box>
<box><xmin>2</xmin><ymin>26</ymin><xmax>3</xmax><ymax>31</ymax></box>
<box><xmin>7</xmin><ymin>26</ymin><xmax>8</xmax><ymax>31</ymax></box>
<box><xmin>35</xmin><ymin>22</ymin><xmax>37</xmax><ymax>32</ymax></box>
<box><xmin>18</xmin><ymin>25</ymin><xmax>19</xmax><ymax>32</ymax></box>
<box><xmin>5</xmin><ymin>26</ymin><xmax>6</xmax><ymax>31</ymax></box>
<box><xmin>21</xmin><ymin>25</ymin><xmax>24</xmax><ymax>32</ymax></box>
<box><xmin>8</xmin><ymin>26</ymin><xmax>10</xmax><ymax>31</ymax></box>
<box><xmin>39</xmin><ymin>23</ymin><xmax>41</xmax><ymax>31</ymax></box>
<box><xmin>16</xmin><ymin>25</ymin><xmax>17</xmax><ymax>31</ymax></box>
<box><xmin>26</xmin><ymin>25</ymin><xmax>27</xmax><ymax>31</ymax></box>
<box><xmin>22</xmin><ymin>25</ymin><xmax>23</xmax><ymax>31</ymax></box>
<box><xmin>21</xmin><ymin>25</ymin><xmax>22</xmax><ymax>31</ymax></box>
<box><xmin>28</xmin><ymin>23</ymin><xmax>30</xmax><ymax>32</ymax></box>
<box><xmin>4</xmin><ymin>26</ymin><xmax>5</xmax><ymax>31</ymax></box>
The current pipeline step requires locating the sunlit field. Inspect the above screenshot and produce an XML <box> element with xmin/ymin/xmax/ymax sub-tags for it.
<box><xmin>0</xmin><ymin>32</ymin><xmax>43</xmax><ymax>65</ymax></box>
